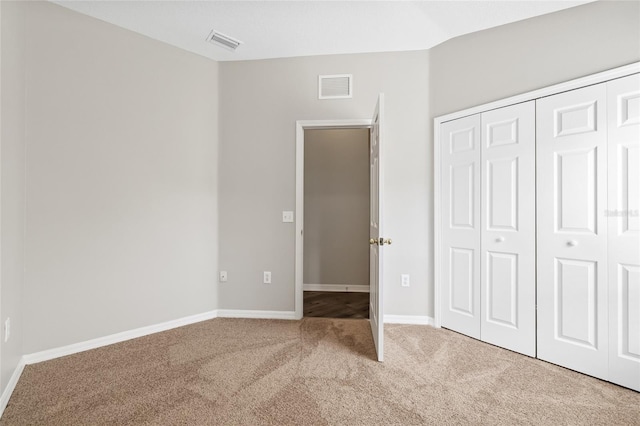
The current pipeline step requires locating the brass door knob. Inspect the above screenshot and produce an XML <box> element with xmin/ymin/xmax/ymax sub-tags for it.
<box><xmin>371</xmin><ymin>238</ymin><xmax>392</xmax><ymax>245</ymax></box>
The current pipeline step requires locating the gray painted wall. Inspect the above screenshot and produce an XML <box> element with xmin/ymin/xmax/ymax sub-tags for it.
<box><xmin>0</xmin><ymin>0</ymin><xmax>26</xmax><ymax>396</ymax></box>
<box><xmin>218</xmin><ymin>51</ymin><xmax>432</xmax><ymax>314</ymax></box>
<box><xmin>430</xmin><ymin>0</ymin><xmax>640</xmax><ymax>117</ymax></box>
<box><xmin>304</xmin><ymin>129</ymin><xmax>369</xmax><ymax>288</ymax></box>
<box><xmin>22</xmin><ymin>2</ymin><xmax>219</xmax><ymax>354</ymax></box>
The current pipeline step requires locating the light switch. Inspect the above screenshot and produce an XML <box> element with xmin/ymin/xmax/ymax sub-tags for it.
<box><xmin>282</xmin><ymin>211</ymin><xmax>294</xmax><ymax>223</ymax></box>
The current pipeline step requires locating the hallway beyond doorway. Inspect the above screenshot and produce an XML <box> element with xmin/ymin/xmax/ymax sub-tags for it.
<box><xmin>303</xmin><ymin>291</ymin><xmax>368</xmax><ymax>319</ymax></box>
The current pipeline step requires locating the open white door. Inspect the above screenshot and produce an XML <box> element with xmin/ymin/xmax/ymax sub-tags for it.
<box><xmin>369</xmin><ymin>94</ymin><xmax>386</xmax><ymax>362</ymax></box>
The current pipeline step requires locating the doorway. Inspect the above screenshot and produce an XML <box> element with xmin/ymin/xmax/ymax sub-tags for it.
<box><xmin>295</xmin><ymin>94</ymin><xmax>386</xmax><ymax>362</ymax></box>
<box><xmin>302</xmin><ymin>128</ymin><xmax>370</xmax><ymax>319</ymax></box>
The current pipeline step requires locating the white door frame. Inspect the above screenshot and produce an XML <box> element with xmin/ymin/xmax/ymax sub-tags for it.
<box><xmin>295</xmin><ymin>119</ymin><xmax>372</xmax><ymax>319</ymax></box>
<box><xmin>433</xmin><ymin>62</ymin><xmax>640</xmax><ymax>328</ymax></box>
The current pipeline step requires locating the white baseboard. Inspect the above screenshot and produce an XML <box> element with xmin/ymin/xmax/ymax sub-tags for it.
<box><xmin>20</xmin><ymin>309</ymin><xmax>295</xmax><ymax>367</ymax></box>
<box><xmin>217</xmin><ymin>309</ymin><xmax>297</xmax><ymax>320</ymax></box>
<box><xmin>22</xmin><ymin>310</ymin><xmax>218</xmax><ymax>365</ymax></box>
<box><xmin>0</xmin><ymin>358</ymin><xmax>26</xmax><ymax>418</ymax></box>
<box><xmin>303</xmin><ymin>284</ymin><xmax>369</xmax><ymax>293</ymax></box>
<box><xmin>384</xmin><ymin>315</ymin><xmax>434</xmax><ymax>326</ymax></box>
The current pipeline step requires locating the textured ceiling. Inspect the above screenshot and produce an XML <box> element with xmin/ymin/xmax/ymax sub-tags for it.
<box><xmin>51</xmin><ymin>1</ymin><xmax>594</xmax><ymax>61</ymax></box>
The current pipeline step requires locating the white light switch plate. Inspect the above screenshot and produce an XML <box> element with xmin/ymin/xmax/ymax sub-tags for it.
<box><xmin>282</xmin><ymin>211</ymin><xmax>294</xmax><ymax>223</ymax></box>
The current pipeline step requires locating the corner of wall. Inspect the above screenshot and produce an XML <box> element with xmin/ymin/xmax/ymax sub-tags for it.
<box><xmin>0</xmin><ymin>0</ymin><xmax>27</xmax><ymax>411</ymax></box>
<box><xmin>213</xmin><ymin>59</ymin><xmax>220</xmax><ymax>312</ymax></box>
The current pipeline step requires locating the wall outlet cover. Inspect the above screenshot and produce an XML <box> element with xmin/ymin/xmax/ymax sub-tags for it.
<box><xmin>282</xmin><ymin>211</ymin><xmax>294</xmax><ymax>223</ymax></box>
<box><xmin>401</xmin><ymin>274</ymin><xmax>410</xmax><ymax>287</ymax></box>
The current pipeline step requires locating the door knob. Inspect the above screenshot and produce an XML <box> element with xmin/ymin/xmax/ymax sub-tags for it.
<box><xmin>495</xmin><ymin>236</ymin><xmax>505</xmax><ymax>243</ymax></box>
<box><xmin>567</xmin><ymin>240</ymin><xmax>578</xmax><ymax>247</ymax></box>
<box><xmin>370</xmin><ymin>238</ymin><xmax>392</xmax><ymax>245</ymax></box>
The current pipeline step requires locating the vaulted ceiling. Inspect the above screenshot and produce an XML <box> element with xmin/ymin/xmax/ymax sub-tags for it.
<box><xmin>52</xmin><ymin>1</ymin><xmax>594</xmax><ymax>61</ymax></box>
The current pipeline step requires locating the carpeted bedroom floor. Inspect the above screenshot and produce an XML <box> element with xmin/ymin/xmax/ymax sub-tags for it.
<box><xmin>1</xmin><ymin>318</ymin><xmax>638</xmax><ymax>425</ymax></box>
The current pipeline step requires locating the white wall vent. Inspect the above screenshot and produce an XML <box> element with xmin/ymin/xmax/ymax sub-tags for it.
<box><xmin>206</xmin><ymin>30</ymin><xmax>242</xmax><ymax>51</ymax></box>
<box><xmin>318</xmin><ymin>74</ymin><xmax>353</xmax><ymax>99</ymax></box>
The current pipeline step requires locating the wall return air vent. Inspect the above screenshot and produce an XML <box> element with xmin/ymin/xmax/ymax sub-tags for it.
<box><xmin>318</xmin><ymin>74</ymin><xmax>353</xmax><ymax>99</ymax></box>
<box><xmin>206</xmin><ymin>30</ymin><xmax>242</xmax><ymax>51</ymax></box>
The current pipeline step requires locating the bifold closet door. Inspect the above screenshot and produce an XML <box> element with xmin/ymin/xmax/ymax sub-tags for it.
<box><xmin>441</xmin><ymin>115</ymin><xmax>481</xmax><ymax>339</ymax></box>
<box><xmin>537</xmin><ymin>83</ymin><xmax>609</xmax><ymax>380</ymax></box>
<box><xmin>480</xmin><ymin>102</ymin><xmax>536</xmax><ymax>357</ymax></box>
<box><xmin>607</xmin><ymin>73</ymin><xmax>640</xmax><ymax>391</ymax></box>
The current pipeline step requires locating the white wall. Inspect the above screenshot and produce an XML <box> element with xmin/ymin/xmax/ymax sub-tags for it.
<box><xmin>0</xmin><ymin>0</ymin><xmax>26</xmax><ymax>395</ymax></box>
<box><xmin>22</xmin><ymin>2</ymin><xmax>219</xmax><ymax>354</ymax></box>
<box><xmin>304</xmin><ymin>129</ymin><xmax>369</xmax><ymax>288</ymax></box>
<box><xmin>218</xmin><ymin>51</ymin><xmax>432</xmax><ymax>315</ymax></box>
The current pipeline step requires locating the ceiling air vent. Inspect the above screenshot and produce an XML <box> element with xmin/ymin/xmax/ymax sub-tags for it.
<box><xmin>206</xmin><ymin>30</ymin><xmax>242</xmax><ymax>51</ymax></box>
<box><xmin>318</xmin><ymin>74</ymin><xmax>353</xmax><ymax>99</ymax></box>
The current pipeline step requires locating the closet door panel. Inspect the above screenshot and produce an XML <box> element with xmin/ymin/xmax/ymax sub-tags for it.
<box><xmin>441</xmin><ymin>115</ymin><xmax>481</xmax><ymax>339</ymax></box>
<box><xmin>607</xmin><ymin>73</ymin><xmax>640</xmax><ymax>391</ymax></box>
<box><xmin>537</xmin><ymin>84</ymin><xmax>609</xmax><ymax>380</ymax></box>
<box><xmin>480</xmin><ymin>101</ymin><xmax>536</xmax><ymax>357</ymax></box>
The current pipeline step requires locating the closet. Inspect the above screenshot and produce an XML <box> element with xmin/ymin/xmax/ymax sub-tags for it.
<box><xmin>435</xmin><ymin>67</ymin><xmax>640</xmax><ymax>392</ymax></box>
<box><xmin>440</xmin><ymin>101</ymin><xmax>535</xmax><ymax>357</ymax></box>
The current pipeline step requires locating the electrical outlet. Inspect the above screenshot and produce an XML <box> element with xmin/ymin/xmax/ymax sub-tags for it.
<box><xmin>4</xmin><ymin>318</ymin><xmax>10</xmax><ymax>343</ymax></box>
<box><xmin>263</xmin><ymin>271</ymin><xmax>272</xmax><ymax>284</ymax></box>
<box><xmin>219</xmin><ymin>271</ymin><xmax>228</xmax><ymax>282</ymax></box>
<box><xmin>401</xmin><ymin>274</ymin><xmax>410</xmax><ymax>287</ymax></box>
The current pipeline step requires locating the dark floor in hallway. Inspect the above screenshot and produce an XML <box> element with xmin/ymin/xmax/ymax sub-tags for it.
<box><xmin>303</xmin><ymin>291</ymin><xmax>369</xmax><ymax>319</ymax></box>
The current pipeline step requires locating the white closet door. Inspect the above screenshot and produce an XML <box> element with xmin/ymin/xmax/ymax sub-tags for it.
<box><xmin>441</xmin><ymin>115</ymin><xmax>481</xmax><ymax>339</ymax></box>
<box><xmin>480</xmin><ymin>102</ymin><xmax>536</xmax><ymax>357</ymax></box>
<box><xmin>607</xmin><ymin>73</ymin><xmax>640</xmax><ymax>391</ymax></box>
<box><xmin>537</xmin><ymin>84</ymin><xmax>609</xmax><ymax>380</ymax></box>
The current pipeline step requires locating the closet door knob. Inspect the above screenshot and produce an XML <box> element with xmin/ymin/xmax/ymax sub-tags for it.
<box><xmin>495</xmin><ymin>236</ymin><xmax>505</xmax><ymax>243</ymax></box>
<box><xmin>567</xmin><ymin>240</ymin><xmax>578</xmax><ymax>247</ymax></box>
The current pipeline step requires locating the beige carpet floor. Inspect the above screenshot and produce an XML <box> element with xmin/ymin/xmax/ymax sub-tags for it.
<box><xmin>1</xmin><ymin>318</ymin><xmax>638</xmax><ymax>425</ymax></box>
